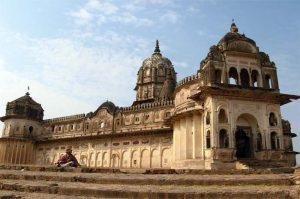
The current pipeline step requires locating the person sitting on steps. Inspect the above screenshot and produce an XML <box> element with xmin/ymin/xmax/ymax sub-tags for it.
<box><xmin>56</xmin><ymin>148</ymin><xmax>80</xmax><ymax>168</ymax></box>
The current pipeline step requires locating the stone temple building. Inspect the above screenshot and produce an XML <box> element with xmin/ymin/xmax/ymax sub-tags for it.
<box><xmin>0</xmin><ymin>23</ymin><xmax>299</xmax><ymax>170</ymax></box>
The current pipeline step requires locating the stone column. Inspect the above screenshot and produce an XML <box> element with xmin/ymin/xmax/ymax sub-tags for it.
<box><xmin>173</xmin><ymin>121</ymin><xmax>181</xmax><ymax>161</ymax></box>
<box><xmin>179</xmin><ymin>118</ymin><xmax>187</xmax><ymax>160</ymax></box>
<box><xmin>186</xmin><ymin>116</ymin><xmax>193</xmax><ymax>159</ymax></box>
<box><xmin>192</xmin><ymin>113</ymin><xmax>202</xmax><ymax>159</ymax></box>
<box><xmin>211</xmin><ymin>99</ymin><xmax>217</xmax><ymax>148</ymax></box>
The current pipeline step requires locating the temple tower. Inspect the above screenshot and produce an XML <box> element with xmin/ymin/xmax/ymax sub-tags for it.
<box><xmin>133</xmin><ymin>40</ymin><xmax>176</xmax><ymax>105</ymax></box>
<box><xmin>172</xmin><ymin>22</ymin><xmax>299</xmax><ymax>169</ymax></box>
<box><xmin>0</xmin><ymin>91</ymin><xmax>44</xmax><ymax>165</ymax></box>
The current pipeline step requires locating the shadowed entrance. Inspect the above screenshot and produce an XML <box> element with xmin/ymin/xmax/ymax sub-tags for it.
<box><xmin>235</xmin><ymin>113</ymin><xmax>258</xmax><ymax>159</ymax></box>
<box><xmin>235</xmin><ymin>127</ymin><xmax>252</xmax><ymax>158</ymax></box>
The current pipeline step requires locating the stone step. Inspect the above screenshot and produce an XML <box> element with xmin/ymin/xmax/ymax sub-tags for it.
<box><xmin>0</xmin><ymin>169</ymin><xmax>294</xmax><ymax>186</ymax></box>
<box><xmin>0</xmin><ymin>164</ymin><xmax>295</xmax><ymax>175</ymax></box>
<box><xmin>0</xmin><ymin>190</ymin><xmax>100</xmax><ymax>199</ymax></box>
<box><xmin>0</xmin><ymin>179</ymin><xmax>296</xmax><ymax>199</ymax></box>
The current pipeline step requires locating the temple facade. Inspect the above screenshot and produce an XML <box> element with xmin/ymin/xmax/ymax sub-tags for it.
<box><xmin>0</xmin><ymin>23</ymin><xmax>299</xmax><ymax>170</ymax></box>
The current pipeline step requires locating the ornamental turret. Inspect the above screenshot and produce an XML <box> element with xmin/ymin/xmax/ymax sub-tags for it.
<box><xmin>0</xmin><ymin>91</ymin><xmax>44</xmax><ymax>138</ymax></box>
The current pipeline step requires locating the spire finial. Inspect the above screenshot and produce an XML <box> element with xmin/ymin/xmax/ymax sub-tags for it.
<box><xmin>153</xmin><ymin>39</ymin><xmax>161</xmax><ymax>54</ymax></box>
<box><xmin>26</xmin><ymin>86</ymin><xmax>30</xmax><ymax>96</ymax></box>
<box><xmin>230</xmin><ymin>19</ymin><xmax>238</xmax><ymax>33</ymax></box>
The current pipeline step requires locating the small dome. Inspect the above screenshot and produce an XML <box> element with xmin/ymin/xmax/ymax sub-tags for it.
<box><xmin>4</xmin><ymin>92</ymin><xmax>44</xmax><ymax>121</ymax></box>
<box><xmin>96</xmin><ymin>101</ymin><xmax>117</xmax><ymax>115</ymax></box>
<box><xmin>218</xmin><ymin>22</ymin><xmax>258</xmax><ymax>53</ymax></box>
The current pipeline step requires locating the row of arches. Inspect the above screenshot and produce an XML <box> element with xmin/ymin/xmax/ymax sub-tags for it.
<box><xmin>207</xmin><ymin>110</ymin><xmax>278</xmax><ymax>127</ymax></box>
<box><xmin>215</xmin><ymin>67</ymin><xmax>274</xmax><ymax>89</ymax></box>
<box><xmin>49</xmin><ymin>148</ymin><xmax>172</xmax><ymax>169</ymax></box>
<box><xmin>205</xmin><ymin>108</ymin><xmax>228</xmax><ymax>125</ymax></box>
<box><xmin>205</xmin><ymin>130</ymin><xmax>280</xmax><ymax>151</ymax></box>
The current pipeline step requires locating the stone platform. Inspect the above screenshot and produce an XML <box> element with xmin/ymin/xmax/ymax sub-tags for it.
<box><xmin>0</xmin><ymin>165</ymin><xmax>299</xmax><ymax>198</ymax></box>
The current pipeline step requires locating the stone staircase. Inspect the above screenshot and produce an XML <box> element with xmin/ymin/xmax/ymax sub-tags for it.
<box><xmin>0</xmin><ymin>165</ymin><xmax>299</xmax><ymax>198</ymax></box>
<box><xmin>236</xmin><ymin>159</ymin><xmax>288</xmax><ymax>170</ymax></box>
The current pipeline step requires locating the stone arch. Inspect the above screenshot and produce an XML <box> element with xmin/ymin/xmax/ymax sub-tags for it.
<box><xmin>80</xmin><ymin>152</ymin><xmax>88</xmax><ymax>166</ymax></box>
<box><xmin>219</xmin><ymin>129</ymin><xmax>229</xmax><ymax>148</ymax></box>
<box><xmin>218</xmin><ymin>108</ymin><xmax>228</xmax><ymax>123</ymax></box>
<box><xmin>95</xmin><ymin>152</ymin><xmax>101</xmax><ymax>167</ymax></box>
<box><xmin>29</xmin><ymin>126</ymin><xmax>34</xmax><ymax>135</ymax></box>
<box><xmin>251</xmin><ymin>70</ymin><xmax>260</xmax><ymax>87</ymax></box>
<box><xmin>206</xmin><ymin>112</ymin><xmax>211</xmax><ymax>125</ymax></box>
<box><xmin>131</xmin><ymin>150</ymin><xmax>139</xmax><ymax>168</ymax></box>
<box><xmin>257</xmin><ymin>133</ymin><xmax>262</xmax><ymax>151</ymax></box>
<box><xmin>111</xmin><ymin>153</ymin><xmax>120</xmax><ymax>168</ymax></box>
<box><xmin>141</xmin><ymin>149</ymin><xmax>150</xmax><ymax>168</ymax></box>
<box><xmin>102</xmin><ymin>152</ymin><xmax>109</xmax><ymax>167</ymax></box>
<box><xmin>161</xmin><ymin>148</ymin><xmax>171</xmax><ymax>168</ymax></box>
<box><xmin>265</xmin><ymin>74</ymin><xmax>272</xmax><ymax>89</ymax></box>
<box><xmin>144</xmin><ymin>67</ymin><xmax>151</xmax><ymax>76</ymax></box>
<box><xmin>235</xmin><ymin>113</ymin><xmax>259</xmax><ymax>158</ymax></box>
<box><xmin>269</xmin><ymin>112</ymin><xmax>278</xmax><ymax>126</ymax></box>
<box><xmin>271</xmin><ymin>131</ymin><xmax>280</xmax><ymax>150</ymax></box>
<box><xmin>240</xmin><ymin>68</ymin><xmax>250</xmax><ymax>87</ymax></box>
<box><xmin>206</xmin><ymin>130</ymin><xmax>211</xmax><ymax>149</ymax></box>
<box><xmin>158</xmin><ymin>67</ymin><xmax>165</xmax><ymax>76</ymax></box>
<box><xmin>215</xmin><ymin>69</ymin><xmax>222</xmax><ymax>84</ymax></box>
<box><xmin>228</xmin><ymin>67</ymin><xmax>238</xmax><ymax>85</ymax></box>
<box><xmin>121</xmin><ymin>150</ymin><xmax>130</xmax><ymax>168</ymax></box>
<box><xmin>151</xmin><ymin>149</ymin><xmax>160</xmax><ymax>168</ymax></box>
<box><xmin>89</xmin><ymin>152</ymin><xmax>95</xmax><ymax>167</ymax></box>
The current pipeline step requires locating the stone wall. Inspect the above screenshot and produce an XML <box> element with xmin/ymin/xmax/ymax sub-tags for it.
<box><xmin>0</xmin><ymin>138</ymin><xmax>35</xmax><ymax>165</ymax></box>
<box><xmin>35</xmin><ymin>132</ymin><xmax>173</xmax><ymax>169</ymax></box>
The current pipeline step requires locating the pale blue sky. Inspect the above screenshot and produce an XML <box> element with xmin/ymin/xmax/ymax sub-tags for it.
<box><xmin>0</xmin><ymin>0</ymin><xmax>299</xmax><ymax>162</ymax></box>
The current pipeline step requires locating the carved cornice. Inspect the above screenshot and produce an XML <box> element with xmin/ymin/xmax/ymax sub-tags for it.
<box><xmin>36</xmin><ymin>128</ymin><xmax>172</xmax><ymax>143</ymax></box>
<box><xmin>43</xmin><ymin>114</ymin><xmax>85</xmax><ymax>124</ymax></box>
<box><xmin>190</xmin><ymin>85</ymin><xmax>300</xmax><ymax>105</ymax></box>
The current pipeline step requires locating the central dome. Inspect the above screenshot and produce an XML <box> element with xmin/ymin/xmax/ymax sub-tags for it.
<box><xmin>218</xmin><ymin>22</ymin><xmax>259</xmax><ymax>53</ymax></box>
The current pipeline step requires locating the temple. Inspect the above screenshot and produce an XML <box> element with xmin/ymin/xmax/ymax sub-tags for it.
<box><xmin>0</xmin><ymin>23</ymin><xmax>299</xmax><ymax>170</ymax></box>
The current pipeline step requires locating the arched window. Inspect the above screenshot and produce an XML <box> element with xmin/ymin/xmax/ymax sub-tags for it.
<box><xmin>251</xmin><ymin>70</ymin><xmax>259</xmax><ymax>87</ymax></box>
<box><xmin>265</xmin><ymin>75</ymin><xmax>272</xmax><ymax>89</ymax></box>
<box><xmin>219</xmin><ymin>129</ymin><xmax>229</xmax><ymax>148</ymax></box>
<box><xmin>257</xmin><ymin>133</ymin><xmax>262</xmax><ymax>151</ymax></box>
<box><xmin>100</xmin><ymin>122</ymin><xmax>105</xmax><ymax>128</ymax></box>
<box><xmin>206</xmin><ymin>131</ymin><xmax>211</xmax><ymax>149</ymax></box>
<box><xmin>271</xmin><ymin>131</ymin><xmax>278</xmax><ymax>150</ymax></box>
<box><xmin>144</xmin><ymin>68</ymin><xmax>151</xmax><ymax>76</ymax></box>
<box><xmin>240</xmin><ymin>68</ymin><xmax>250</xmax><ymax>87</ymax></box>
<box><xmin>158</xmin><ymin>68</ymin><xmax>164</xmax><ymax>76</ymax></box>
<box><xmin>206</xmin><ymin>112</ymin><xmax>210</xmax><ymax>125</ymax></box>
<box><xmin>218</xmin><ymin>109</ymin><xmax>228</xmax><ymax>123</ymax></box>
<box><xmin>215</xmin><ymin>69</ymin><xmax>222</xmax><ymax>84</ymax></box>
<box><xmin>29</xmin><ymin>126</ymin><xmax>33</xmax><ymax>134</ymax></box>
<box><xmin>229</xmin><ymin>67</ymin><xmax>238</xmax><ymax>85</ymax></box>
<box><xmin>269</xmin><ymin>112</ymin><xmax>277</xmax><ymax>126</ymax></box>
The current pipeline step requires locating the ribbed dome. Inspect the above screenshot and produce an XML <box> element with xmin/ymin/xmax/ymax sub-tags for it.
<box><xmin>96</xmin><ymin>101</ymin><xmax>117</xmax><ymax>115</ymax></box>
<box><xmin>134</xmin><ymin>40</ymin><xmax>177</xmax><ymax>104</ymax></box>
<box><xmin>4</xmin><ymin>92</ymin><xmax>44</xmax><ymax>121</ymax></box>
<box><xmin>218</xmin><ymin>22</ymin><xmax>259</xmax><ymax>53</ymax></box>
<box><xmin>141</xmin><ymin>40</ymin><xmax>173</xmax><ymax>69</ymax></box>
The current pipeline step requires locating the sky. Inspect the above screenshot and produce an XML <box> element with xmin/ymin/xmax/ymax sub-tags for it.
<box><xmin>0</xmin><ymin>0</ymin><xmax>299</xmax><ymax>162</ymax></box>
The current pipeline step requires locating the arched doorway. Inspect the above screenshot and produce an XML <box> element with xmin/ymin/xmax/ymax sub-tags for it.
<box><xmin>235</xmin><ymin>113</ymin><xmax>258</xmax><ymax>159</ymax></box>
<box><xmin>235</xmin><ymin>127</ymin><xmax>252</xmax><ymax>158</ymax></box>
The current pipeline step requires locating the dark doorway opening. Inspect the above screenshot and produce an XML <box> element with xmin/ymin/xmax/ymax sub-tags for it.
<box><xmin>235</xmin><ymin>127</ymin><xmax>252</xmax><ymax>159</ymax></box>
